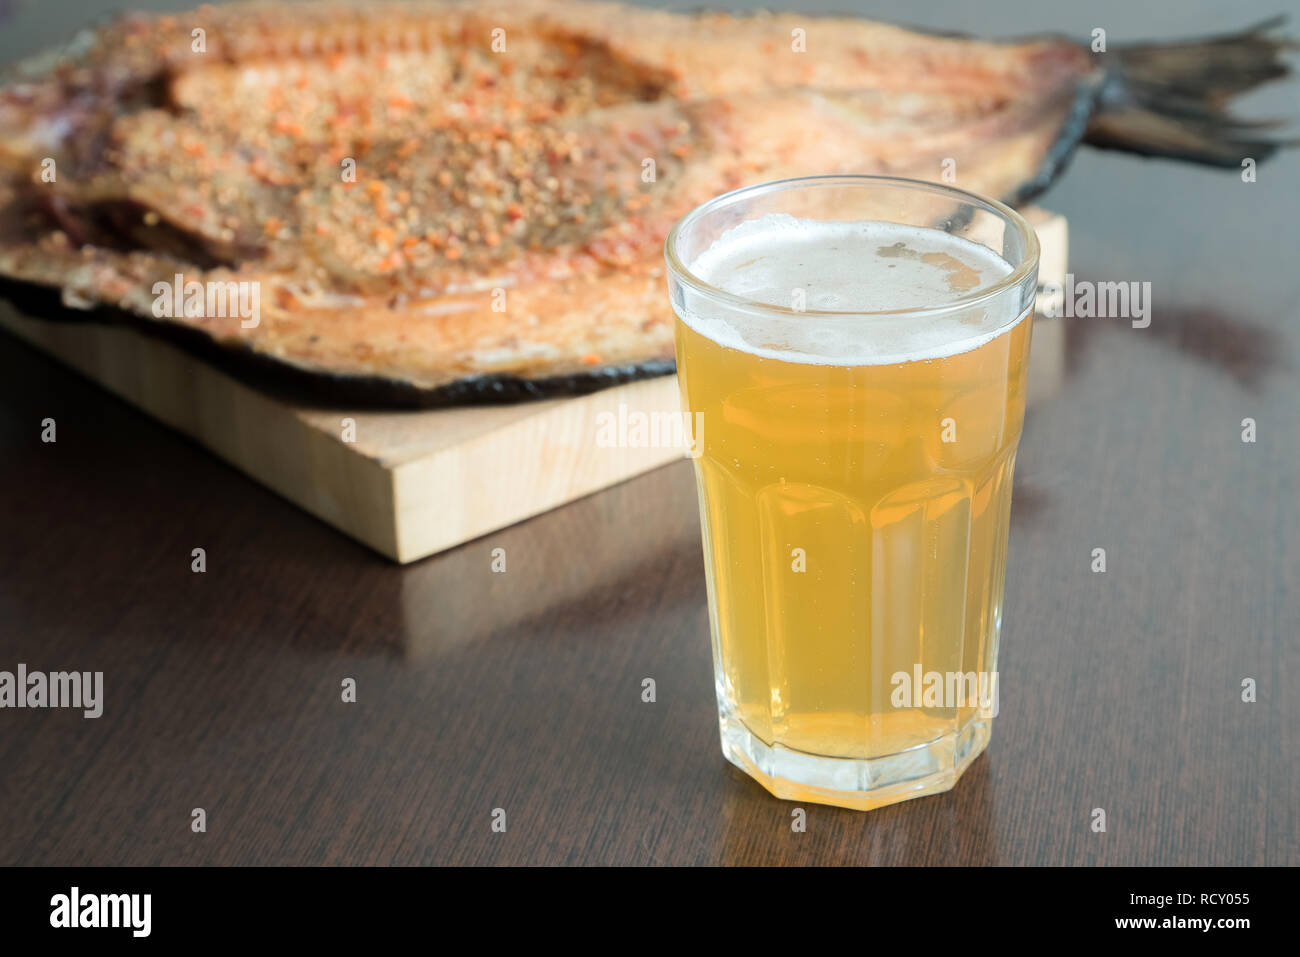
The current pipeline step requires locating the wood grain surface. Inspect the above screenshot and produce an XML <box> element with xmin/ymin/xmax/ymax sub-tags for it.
<box><xmin>0</xmin><ymin>0</ymin><xmax>1296</xmax><ymax>866</ymax></box>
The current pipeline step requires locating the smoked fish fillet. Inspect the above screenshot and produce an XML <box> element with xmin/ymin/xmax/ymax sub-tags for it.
<box><xmin>0</xmin><ymin>1</ymin><xmax>1291</xmax><ymax>403</ymax></box>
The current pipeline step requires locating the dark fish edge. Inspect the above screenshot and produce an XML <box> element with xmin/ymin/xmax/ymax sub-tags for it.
<box><xmin>0</xmin><ymin>278</ymin><xmax>678</xmax><ymax>409</ymax></box>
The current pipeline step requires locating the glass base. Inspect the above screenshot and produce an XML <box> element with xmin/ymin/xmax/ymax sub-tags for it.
<box><xmin>719</xmin><ymin>707</ymin><xmax>991</xmax><ymax>812</ymax></box>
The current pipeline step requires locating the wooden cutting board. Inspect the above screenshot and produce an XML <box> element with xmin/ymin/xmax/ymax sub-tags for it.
<box><xmin>0</xmin><ymin>209</ymin><xmax>1066</xmax><ymax>563</ymax></box>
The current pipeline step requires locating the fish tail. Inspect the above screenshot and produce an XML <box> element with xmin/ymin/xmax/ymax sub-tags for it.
<box><xmin>1084</xmin><ymin>16</ymin><xmax>1298</xmax><ymax>167</ymax></box>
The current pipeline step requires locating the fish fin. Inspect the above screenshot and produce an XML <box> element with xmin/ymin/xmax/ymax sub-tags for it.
<box><xmin>1085</xmin><ymin>16</ymin><xmax>1298</xmax><ymax>167</ymax></box>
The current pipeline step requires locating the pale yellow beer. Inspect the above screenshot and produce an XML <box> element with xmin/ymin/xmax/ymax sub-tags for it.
<box><xmin>666</xmin><ymin>177</ymin><xmax>1038</xmax><ymax>810</ymax></box>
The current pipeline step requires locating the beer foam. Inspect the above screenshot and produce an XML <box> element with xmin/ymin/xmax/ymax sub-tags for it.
<box><xmin>675</xmin><ymin>214</ymin><xmax>1027</xmax><ymax>365</ymax></box>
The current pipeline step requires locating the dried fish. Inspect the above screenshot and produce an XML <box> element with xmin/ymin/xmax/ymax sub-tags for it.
<box><xmin>0</xmin><ymin>2</ymin><xmax>1291</xmax><ymax>403</ymax></box>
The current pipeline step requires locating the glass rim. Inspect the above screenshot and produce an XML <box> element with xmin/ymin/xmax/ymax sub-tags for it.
<box><xmin>663</xmin><ymin>174</ymin><xmax>1040</xmax><ymax>321</ymax></box>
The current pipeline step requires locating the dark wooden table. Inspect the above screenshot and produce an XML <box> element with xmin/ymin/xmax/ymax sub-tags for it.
<box><xmin>0</xmin><ymin>0</ymin><xmax>1296</xmax><ymax>866</ymax></box>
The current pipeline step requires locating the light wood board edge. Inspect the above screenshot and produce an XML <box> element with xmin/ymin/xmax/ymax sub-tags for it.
<box><xmin>391</xmin><ymin>375</ymin><xmax>684</xmax><ymax>561</ymax></box>
<box><xmin>1023</xmin><ymin>209</ymin><xmax>1068</xmax><ymax>407</ymax></box>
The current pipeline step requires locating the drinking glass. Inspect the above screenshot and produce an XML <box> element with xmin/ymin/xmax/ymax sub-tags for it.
<box><xmin>665</xmin><ymin>175</ymin><xmax>1038</xmax><ymax>810</ymax></box>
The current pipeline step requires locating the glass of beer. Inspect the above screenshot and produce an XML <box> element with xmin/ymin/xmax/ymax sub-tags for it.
<box><xmin>665</xmin><ymin>176</ymin><xmax>1038</xmax><ymax>811</ymax></box>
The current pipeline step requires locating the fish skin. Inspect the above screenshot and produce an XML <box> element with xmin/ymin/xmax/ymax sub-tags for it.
<box><xmin>0</xmin><ymin>1</ymin><xmax>1291</xmax><ymax>405</ymax></box>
